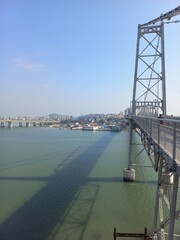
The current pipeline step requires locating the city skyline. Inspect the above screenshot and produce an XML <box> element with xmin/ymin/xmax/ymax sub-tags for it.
<box><xmin>1</xmin><ymin>0</ymin><xmax>180</xmax><ymax>117</ymax></box>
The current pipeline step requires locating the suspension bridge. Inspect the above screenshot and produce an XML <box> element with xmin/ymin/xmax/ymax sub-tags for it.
<box><xmin>115</xmin><ymin>6</ymin><xmax>180</xmax><ymax>240</ymax></box>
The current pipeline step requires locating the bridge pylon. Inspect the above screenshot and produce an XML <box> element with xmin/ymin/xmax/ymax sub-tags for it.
<box><xmin>124</xmin><ymin>22</ymin><xmax>166</xmax><ymax>182</ymax></box>
<box><xmin>132</xmin><ymin>22</ymin><xmax>166</xmax><ymax>117</ymax></box>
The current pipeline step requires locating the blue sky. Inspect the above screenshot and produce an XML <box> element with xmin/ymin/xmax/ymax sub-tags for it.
<box><xmin>1</xmin><ymin>0</ymin><xmax>180</xmax><ymax>117</ymax></box>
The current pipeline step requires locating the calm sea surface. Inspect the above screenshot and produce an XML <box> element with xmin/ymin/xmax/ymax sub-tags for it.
<box><xmin>0</xmin><ymin>126</ymin><xmax>168</xmax><ymax>239</ymax></box>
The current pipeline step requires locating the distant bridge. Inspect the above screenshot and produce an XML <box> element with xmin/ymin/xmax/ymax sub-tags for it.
<box><xmin>0</xmin><ymin>119</ymin><xmax>60</xmax><ymax>128</ymax></box>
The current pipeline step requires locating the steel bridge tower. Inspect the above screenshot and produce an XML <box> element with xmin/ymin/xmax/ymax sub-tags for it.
<box><xmin>123</xmin><ymin>6</ymin><xmax>180</xmax><ymax>240</ymax></box>
<box><xmin>132</xmin><ymin>23</ymin><xmax>166</xmax><ymax>117</ymax></box>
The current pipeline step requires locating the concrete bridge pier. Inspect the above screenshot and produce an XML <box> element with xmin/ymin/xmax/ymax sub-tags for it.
<box><xmin>19</xmin><ymin>122</ymin><xmax>23</xmax><ymax>127</ymax></box>
<box><xmin>26</xmin><ymin>122</ymin><xmax>31</xmax><ymax>127</ymax></box>
<box><xmin>123</xmin><ymin>168</ymin><xmax>135</xmax><ymax>182</ymax></box>
<box><xmin>1</xmin><ymin>122</ymin><xmax>5</xmax><ymax>128</ymax></box>
<box><xmin>8</xmin><ymin>121</ymin><xmax>13</xmax><ymax>128</ymax></box>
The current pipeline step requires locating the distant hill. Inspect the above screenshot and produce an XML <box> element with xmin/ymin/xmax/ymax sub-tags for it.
<box><xmin>48</xmin><ymin>113</ymin><xmax>73</xmax><ymax>120</ymax></box>
<box><xmin>47</xmin><ymin>113</ymin><xmax>123</xmax><ymax>121</ymax></box>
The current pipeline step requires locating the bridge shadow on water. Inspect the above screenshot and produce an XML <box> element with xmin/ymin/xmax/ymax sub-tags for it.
<box><xmin>0</xmin><ymin>133</ymin><xmax>115</xmax><ymax>240</ymax></box>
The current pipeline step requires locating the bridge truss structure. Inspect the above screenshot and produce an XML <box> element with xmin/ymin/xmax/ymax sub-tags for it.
<box><xmin>126</xmin><ymin>6</ymin><xmax>180</xmax><ymax>240</ymax></box>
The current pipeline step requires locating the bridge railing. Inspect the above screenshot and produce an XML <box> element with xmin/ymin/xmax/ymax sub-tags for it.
<box><xmin>132</xmin><ymin>116</ymin><xmax>180</xmax><ymax>164</ymax></box>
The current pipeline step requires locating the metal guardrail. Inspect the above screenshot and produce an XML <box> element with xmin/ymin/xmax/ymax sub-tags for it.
<box><xmin>132</xmin><ymin>116</ymin><xmax>180</xmax><ymax>175</ymax></box>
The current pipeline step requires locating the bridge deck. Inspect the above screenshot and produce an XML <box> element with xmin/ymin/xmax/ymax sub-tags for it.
<box><xmin>132</xmin><ymin>116</ymin><xmax>180</xmax><ymax>176</ymax></box>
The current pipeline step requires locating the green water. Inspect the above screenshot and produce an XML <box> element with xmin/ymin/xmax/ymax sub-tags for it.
<box><xmin>0</xmin><ymin>127</ymin><xmax>158</xmax><ymax>239</ymax></box>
